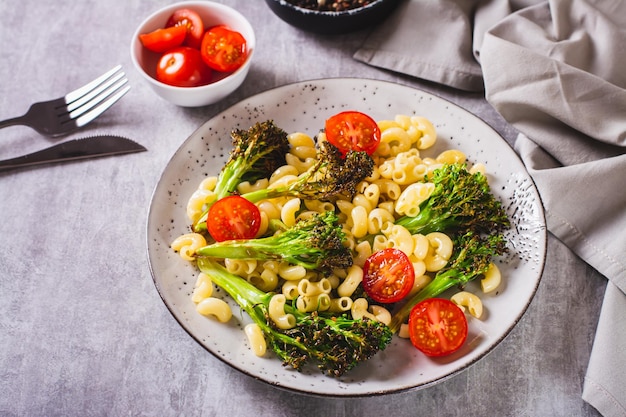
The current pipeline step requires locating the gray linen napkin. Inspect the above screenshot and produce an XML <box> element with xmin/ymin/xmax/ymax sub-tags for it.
<box><xmin>481</xmin><ymin>2</ymin><xmax>626</xmax><ymax>416</ymax></box>
<box><xmin>355</xmin><ymin>1</ymin><xmax>626</xmax><ymax>416</ymax></box>
<box><xmin>353</xmin><ymin>0</ymin><xmax>540</xmax><ymax>91</ymax></box>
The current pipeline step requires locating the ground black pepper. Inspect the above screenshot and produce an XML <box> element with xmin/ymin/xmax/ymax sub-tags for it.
<box><xmin>286</xmin><ymin>0</ymin><xmax>374</xmax><ymax>12</ymax></box>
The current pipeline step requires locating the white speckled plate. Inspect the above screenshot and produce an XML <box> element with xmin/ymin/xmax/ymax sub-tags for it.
<box><xmin>146</xmin><ymin>79</ymin><xmax>547</xmax><ymax>397</ymax></box>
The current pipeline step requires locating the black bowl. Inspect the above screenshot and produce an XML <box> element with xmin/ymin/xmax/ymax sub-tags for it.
<box><xmin>264</xmin><ymin>0</ymin><xmax>400</xmax><ymax>35</ymax></box>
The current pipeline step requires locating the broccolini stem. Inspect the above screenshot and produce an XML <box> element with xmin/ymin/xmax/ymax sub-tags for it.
<box><xmin>196</xmin><ymin>240</ymin><xmax>278</xmax><ymax>261</ymax></box>
<box><xmin>242</xmin><ymin>184</ymin><xmax>296</xmax><ymax>204</ymax></box>
<box><xmin>213</xmin><ymin>158</ymin><xmax>246</xmax><ymax>201</ymax></box>
<box><xmin>197</xmin><ymin>257</ymin><xmax>265</xmax><ymax>307</ymax></box>
<box><xmin>196</xmin><ymin>211</ymin><xmax>352</xmax><ymax>272</ymax></box>
<box><xmin>388</xmin><ymin>270</ymin><xmax>460</xmax><ymax>333</ymax></box>
<box><xmin>395</xmin><ymin>207</ymin><xmax>453</xmax><ymax>235</ymax></box>
<box><xmin>197</xmin><ymin>258</ymin><xmax>312</xmax><ymax>352</ymax></box>
<box><xmin>196</xmin><ymin>238</ymin><xmax>325</xmax><ymax>270</ymax></box>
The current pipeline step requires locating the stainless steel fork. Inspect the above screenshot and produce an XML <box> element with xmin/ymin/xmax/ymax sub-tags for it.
<box><xmin>0</xmin><ymin>65</ymin><xmax>130</xmax><ymax>136</ymax></box>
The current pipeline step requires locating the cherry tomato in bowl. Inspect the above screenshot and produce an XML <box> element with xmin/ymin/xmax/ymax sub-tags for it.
<box><xmin>207</xmin><ymin>195</ymin><xmax>261</xmax><ymax>242</ymax></box>
<box><xmin>363</xmin><ymin>248</ymin><xmax>415</xmax><ymax>304</ymax></box>
<box><xmin>324</xmin><ymin>111</ymin><xmax>381</xmax><ymax>155</ymax></box>
<box><xmin>166</xmin><ymin>8</ymin><xmax>205</xmax><ymax>49</ymax></box>
<box><xmin>408</xmin><ymin>298</ymin><xmax>468</xmax><ymax>357</ymax></box>
<box><xmin>139</xmin><ymin>25</ymin><xmax>187</xmax><ymax>53</ymax></box>
<box><xmin>201</xmin><ymin>25</ymin><xmax>249</xmax><ymax>73</ymax></box>
<box><xmin>156</xmin><ymin>46</ymin><xmax>212</xmax><ymax>87</ymax></box>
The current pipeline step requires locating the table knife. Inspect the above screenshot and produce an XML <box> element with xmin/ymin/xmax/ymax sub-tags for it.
<box><xmin>0</xmin><ymin>135</ymin><xmax>147</xmax><ymax>172</ymax></box>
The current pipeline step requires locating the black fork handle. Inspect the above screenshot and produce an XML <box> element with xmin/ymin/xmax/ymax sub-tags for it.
<box><xmin>0</xmin><ymin>113</ymin><xmax>29</xmax><ymax>130</ymax></box>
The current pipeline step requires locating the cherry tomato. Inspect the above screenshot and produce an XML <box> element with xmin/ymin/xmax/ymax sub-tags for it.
<box><xmin>166</xmin><ymin>8</ymin><xmax>205</xmax><ymax>49</ymax></box>
<box><xmin>207</xmin><ymin>195</ymin><xmax>261</xmax><ymax>242</ymax></box>
<box><xmin>324</xmin><ymin>111</ymin><xmax>381</xmax><ymax>155</ymax></box>
<box><xmin>362</xmin><ymin>248</ymin><xmax>415</xmax><ymax>304</ymax></box>
<box><xmin>408</xmin><ymin>298</ymin><xmax>468</xmax><ymax>357</ymax></box>
<box><xmin>139</xmin><ymin>25</ymin><xmax>187</xmax><ymax>53</ymax></box>
<box><xmin>200</xmin><ymin>25</ymin><xmax>248</xmax><ymax>73</ymax></box>
<box><xmin>156</xmin><ymin>46</ymin><xmax>212</xmax><ymax>87</ymax></box>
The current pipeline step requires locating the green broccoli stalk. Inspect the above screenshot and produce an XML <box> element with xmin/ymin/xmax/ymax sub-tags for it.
<box><xmin>197</xmin><ymin>257</ymin><xmax>393</xmax><ymax>377</ymax></box>
<box><xmin>395</xmin><ymin>163</ymin><xmax>510</xmax><ymax>236</ymax></box>
<box><xmin>388</xmin><ymin>231</ymin><xmax>508</xmax><ymax>333</ymax></box>
<box><xmin>242</xmin><ymin>141</ymin><xmax>374</xmax><ymax>203</ymax></box>
<box><xmin>193</xmin><ymin>120</ymin><xmax>290</xmax><ymax>232</ymax></box>
<box><xmin>196</xmin><ymin>211</ymin><xmax>352</xmax><ymax>273</ymax></box>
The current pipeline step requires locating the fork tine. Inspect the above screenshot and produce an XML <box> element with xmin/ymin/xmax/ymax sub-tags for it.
<box><xmin>73</xmin><ymin>84</ymin><xmax>131</xmax><ymax>128</ymax></box>
<box><xmin>63</xmin><ymin>65</ymin><xmax>123</xmax><ymax>105</ymax></box>
<box><xmin>67</xmin><ymin>77</ymin><xmax>129</xmax><ymax>120</ymax></box>
<box><xmin>64</xmin><ymin>70</ymin><xmax>126</xmax><ymax>112</ymax></box>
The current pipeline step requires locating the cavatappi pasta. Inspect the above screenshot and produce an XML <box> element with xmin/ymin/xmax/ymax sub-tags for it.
<box><xmin>171</xmin><ymin>113</ymin><xmax>504</xmax><ymax>353</ymax></box>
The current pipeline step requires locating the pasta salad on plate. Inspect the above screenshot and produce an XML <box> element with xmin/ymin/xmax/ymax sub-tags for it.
<box><xmin>147</xmin><ymin>79</ymin><xmax>546</xmax><ymax>396</ymax></box>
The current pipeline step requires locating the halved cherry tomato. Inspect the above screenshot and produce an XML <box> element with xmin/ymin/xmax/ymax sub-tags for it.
<box><xmin>200</xmin><ymin>25</ymin><xmax>248</xmax><ymax>73</ymax></box>
<box><xmin>156</xmin><ymin>46</ymin><xmax>212</xmax><ymax>87</ymax></box>
<box><xmin>139</xmin><ymin>25</ymin><xmax>187</xmax><ymax>53</ymax></box>
<box><xmin>207</xmin><ymin>195</ymin><xmax>261</xmax><ymax>242</ymax></box>
<box><xmin>362</xmin><ymin>248</ymin><xmax>415</xmax><ymax>304</ymax></box>
<box><xmin>166</xmin><ymin>8</ymin><xmax>205</xmax><ymax>49</ymax></box>
<box><xmin>324</xmin><ymin>111</ymin><xmax>381</xmax><ymax>155</ymax></box>
<box><xmin>408</xmin><ymin>298</ymin><xmax>468</xmax><ymax>357</ymax></box>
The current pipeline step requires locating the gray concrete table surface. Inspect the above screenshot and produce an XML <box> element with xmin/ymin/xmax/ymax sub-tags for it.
<box><xmin>0</xmin><ymin>1</ymin><xmax>606</xmax><ymax>416</ymax></box>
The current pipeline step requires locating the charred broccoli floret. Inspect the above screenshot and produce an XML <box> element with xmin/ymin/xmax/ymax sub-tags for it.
<box><xmin>242</xmin><ymin>140</ymin><xmax>374</xmax><ymax>203</ymax></box>
<box><xmin>194</xmin><ymin>120</ymin><xmax>290</xmax><ymax>232</ymax></box>
<box><xmin>197</xmin><ymin>258</ymin><xmax>393</xmax><ymax>377</ymax></box>
<box><xmin>395</xmin><ymin>163</ymin><xmax>510</xmax><ymax>236</ymax></box>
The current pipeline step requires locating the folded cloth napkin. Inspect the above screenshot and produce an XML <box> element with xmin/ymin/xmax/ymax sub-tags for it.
<box><xmin>353</xmin><ymin>0</ymin><xmax>541</xmax><ymax>91</ymax></box>
<box><xmin>481</xmin><ymin>2</ymin><xmax>626</xmax><ymax>416</ymax></box>
<box><xmin>356</xmin><ymin>1</ymin><xmax>626</xmax><ymax>416</ymax></box>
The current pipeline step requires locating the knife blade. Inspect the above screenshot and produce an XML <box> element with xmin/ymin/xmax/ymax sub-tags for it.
<box><xmin>0</xmin><ymin>135</ymin><xmax>146</xmax><ymax>172</ymax></box>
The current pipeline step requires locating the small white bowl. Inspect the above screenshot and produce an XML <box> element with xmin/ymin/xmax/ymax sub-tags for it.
<box><xmin>131</xmin><ymin>1</ymin><xmax>255</xmax><ymax>107</ymax></box>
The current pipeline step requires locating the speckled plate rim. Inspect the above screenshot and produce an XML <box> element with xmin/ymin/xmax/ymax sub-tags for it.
<box><xmin>146</xmin><ymin>78</ymin><xmax>547</xmax><ymax>397</ymax></box>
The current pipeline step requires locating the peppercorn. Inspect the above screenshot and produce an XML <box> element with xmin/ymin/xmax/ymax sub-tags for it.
<box><xmin>286</xmin><ymin>0</ymin><xmax>373</xmax><ymax>12</ymax></box>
